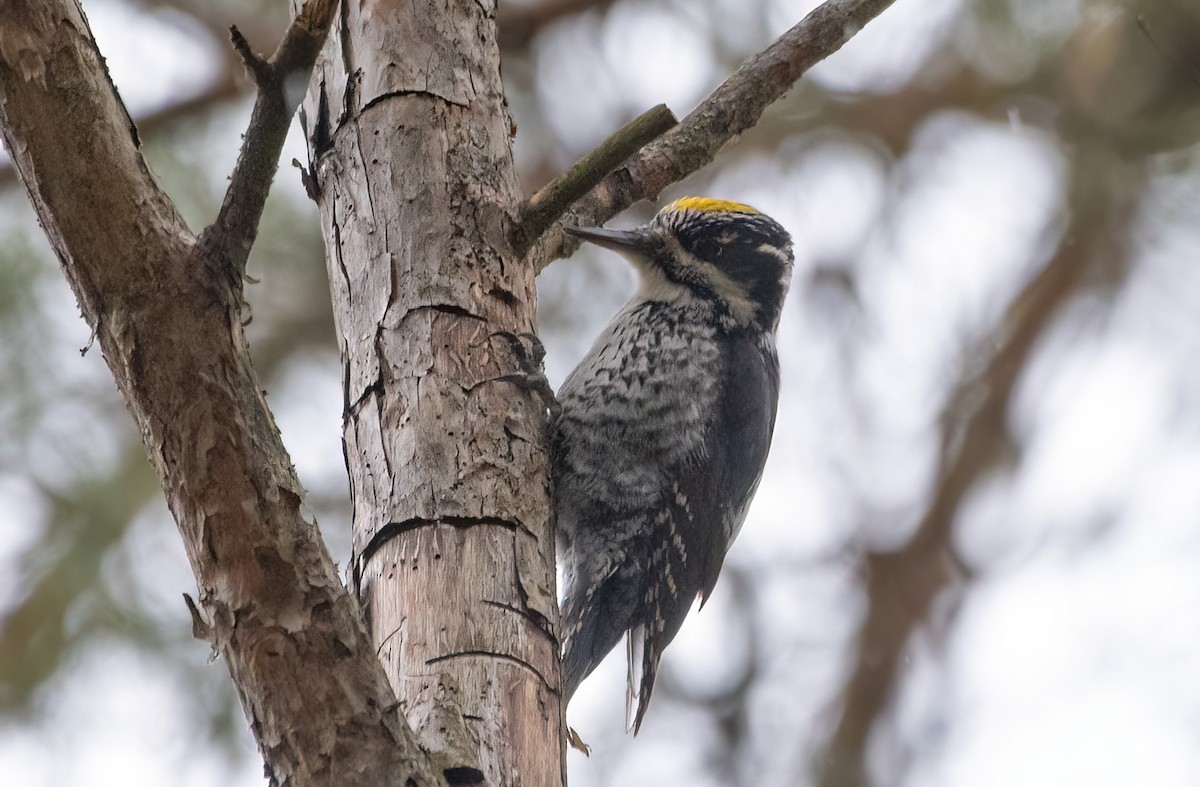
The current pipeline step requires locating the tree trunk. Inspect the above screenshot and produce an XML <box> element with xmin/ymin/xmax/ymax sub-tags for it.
<box><xmin>300</xmin><ymin>1</ymin><xmax>565</xmax><ymax>784</ymax></box>
<box><xmin>3</xmin><ymin>0</ymin><xmax>899</xmax><ymax>781</ymax></box>
<box><xmin>0</xmin><ymin>2</ymin><xmax>436</xmax><ymax>784</ymax></box>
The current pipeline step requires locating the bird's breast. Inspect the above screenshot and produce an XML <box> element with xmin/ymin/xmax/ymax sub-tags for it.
<box><xmin>555</xmin><ymin>301</ymin><xmax>725</xmax><ymax>521</ymax></box>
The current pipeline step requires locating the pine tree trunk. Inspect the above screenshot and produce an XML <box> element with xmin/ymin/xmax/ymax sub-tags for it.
<box><xmin>4</xmin><ymin>0</ymin><xmax>897</xmax><ymax>780</ymax></box>
<box><xmin>0</xmin><ymin>2</ymin><xmax>439</xmax><ymax>783</ymax></box>
<box><xmin>300</xmin><ymin>2</ymin><xmax>566</xmax><ymax>784</ymax></box>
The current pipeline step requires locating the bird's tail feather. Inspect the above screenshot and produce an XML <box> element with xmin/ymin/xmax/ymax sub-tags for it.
<box><xmin>561</xmin><ymin>574</ymin><xmax>629</xmax><ymax>702</ymax></box>
<box><xmin>625</xmin><ymin>624</ymin><xmax>661</xmax><ymax>734</ymax></box>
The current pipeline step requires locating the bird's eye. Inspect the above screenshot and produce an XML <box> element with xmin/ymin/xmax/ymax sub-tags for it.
<box><xmin>690</xmin><ymin>235</ymin><xmax>726</xmax><ymax>263</ymax></box>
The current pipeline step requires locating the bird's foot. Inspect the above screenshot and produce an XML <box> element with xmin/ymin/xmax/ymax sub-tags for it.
<box><xmin>491</xmin><ymin>330</ymin><xmax>561</xmax><ymax>419</ymax></box>
<box><xmin>566</xmin><ymin>726</ymin><xmax>591</xmax><ymax>756</ymax></box>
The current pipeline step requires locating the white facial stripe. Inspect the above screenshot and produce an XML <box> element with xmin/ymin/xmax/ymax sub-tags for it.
<box><xmin>757</xmin><ymin>242</ymin><xmax>790</xmax><ymax>264</ymax></box>
<box><xmin>706</xmin><ymin>268</ymin><xmax>757</xmax><ymax>327</ymax></box>
<box><xmin>662</xmin><ymin>232</ymin><xmax>757</xmax><ymax>327</ymax></box>
<box><xmin>757</xmin><ymin>241</ymin><xmax>794</xmax><ymax>301</ymax></box>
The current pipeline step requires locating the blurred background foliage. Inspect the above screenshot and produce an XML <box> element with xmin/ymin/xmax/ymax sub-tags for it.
<box><xmin>2</xmin><ymin>0</ymin><xmax>1200</xmax><ymax>785</ymax></box>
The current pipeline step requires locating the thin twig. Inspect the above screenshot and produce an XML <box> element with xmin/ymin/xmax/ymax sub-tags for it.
<box><xmin>513</xmin><ymin>104</ymin><xmax>677</xmax><ymax>253</ymax></box>
<box><xmin>197</xmin><ymin>0</ymin><xmax>339</xmax><ymax>284</ymax></box>
<box><xmin>230</xmin><ymin>26</ymin><xmax>271</xmax><ymax>86</ymax></box>
<box><xmin>528</xmin><ymin>0</ymin><xmax>899</xmax><ymax>272</ymax></box>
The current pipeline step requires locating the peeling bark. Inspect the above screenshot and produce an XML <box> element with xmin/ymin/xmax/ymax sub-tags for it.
<box><xmin>0</xmin><ymin>2</ymin><xmax>435</xmax><ymax>784</ymax></box>
<box><xmin>4</xmin><ymin>0</ymin><xmax>903</xmax><ymax>781</ymax></box>
<box><xmin>301</xmin><ymin>1</ymin><xmax>565</xmax><ymax>784</ymax></box>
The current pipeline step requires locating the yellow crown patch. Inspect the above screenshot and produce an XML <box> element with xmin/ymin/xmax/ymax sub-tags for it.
<box><xmin>667</xmin><ymin>197</ymin><xmax>761</xmax><ymax>215</ymax></box>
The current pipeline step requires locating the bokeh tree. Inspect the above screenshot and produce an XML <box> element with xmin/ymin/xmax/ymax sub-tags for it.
<box><xmin>3</xmin><ymin>0</ymin><xmax>1200</xmax><ymax>786</ymax></box>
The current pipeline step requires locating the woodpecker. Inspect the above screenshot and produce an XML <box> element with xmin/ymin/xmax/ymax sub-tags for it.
<box><xmin>555</xmin><ymin>197</ymin><xmax>793</xmax><ymax>732</ymax></box>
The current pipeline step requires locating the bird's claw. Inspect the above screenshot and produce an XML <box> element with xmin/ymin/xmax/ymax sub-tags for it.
<box><xmin>566</xmin><ymin>726</ymin><xmax>591</xmax><ymax>756</ymax></box>
<box><xmin>491</xmin><ymin>330</ymin><xmax>561</xmax><ymax>419</ymax></box>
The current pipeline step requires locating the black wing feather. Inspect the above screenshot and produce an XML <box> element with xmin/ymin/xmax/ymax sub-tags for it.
<box><xmin>628</xmin><ymin>333</ymin><xmax>780</xmax><ymax>731</ymax></box>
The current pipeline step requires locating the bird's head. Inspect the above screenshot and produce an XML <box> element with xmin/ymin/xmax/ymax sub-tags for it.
<box><xmin>566</xmin><ymin>197</ymin><xmax>794</xmax><ymax>332</ymax></box>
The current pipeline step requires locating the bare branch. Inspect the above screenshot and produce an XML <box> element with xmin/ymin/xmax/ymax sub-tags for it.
<box><xmin>197</xmin><ymin>0</ymin><xmax>339</xmax><ymax>283</ymax></box>
<box><xmin>528</xmin><ymin>0</ymin><xmax>899</xmax><ymax>271</ymax></box>
<box><xmin>230</xmin><ymin>24</ymin><xmax>271</xmax><ymax>86</ymax></box>
<box><xmin>513</xmin><ymin>103</ymin><xmax>677</xmax><ymax>253</ymax></box>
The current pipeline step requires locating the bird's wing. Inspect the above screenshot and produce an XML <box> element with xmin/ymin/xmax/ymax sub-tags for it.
<box><xmin>690</xmin><ymin>332</ymin><xmax>780</xmax><ymax>604</ymax></box>
<box><xmin>627</xmin><ymin>333</ymin><xmax>780</xmax><ymax>732</ymax></box>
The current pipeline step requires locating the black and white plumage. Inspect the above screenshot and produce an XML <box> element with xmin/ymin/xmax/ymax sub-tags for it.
<box><xmin>555</xmin><ymin>197</ymin><xmax>793</xmax><ymax>732</ymax></box>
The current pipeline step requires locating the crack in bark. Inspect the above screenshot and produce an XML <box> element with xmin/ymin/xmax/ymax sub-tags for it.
<box><xmin>344</xmin><ymin>377</ymin><xmax>384</xmax><ymax>420</ymax></box>
<box><xmin>331</xmin><ymin>192</ymin><xmax>352</xmax><ymax>308</ymax></box>
<box><xmin>481</xmin><ymin>598</ymin><xmax>555</xmax><ymax>643</ymax></box>
<box><xmin>414</xmin><ymin>302</ymin><xmax>488</xmax><ymax>321</ymax></box>
<box><xmin>374</xmin><ymin>376</ymin><xmax>396</xmax><ymax>489</ymax></box>
<box><xmin>337</xmin><ymin>0</ymin><xmax>356</xmax><ymax>123</ymax></box>
<box><xmin>354</xmin><ymin>121</ymin><xmax>378</xmax><ymax>224</ymax></box>
<box><xmin>443</xmin><ymin>766</ymin><xmax>487</xmax><ymax>786</ymax></box>
<box><xmin>357</xmin><ymin>515</ymin><xmax>532</xmax><ymax>572</ymax></box>
<box><xmin>312</xmin><ymin>75</ymin><xmax>332</xmax><ymax>156</ymax></box>
<box><xmin>373</xmin><ymin>614</ymin><xmax>408</xmax><ymax>657</ymax></box>
<box><xmin>425</xmin><ymin>650</ymin><xmax>557</xmax><ymax>695</ymax></box>
<box><xmin>362</xmin><ymin>87</ymin><xmax>470</xmax><ymax>114</ymax></box>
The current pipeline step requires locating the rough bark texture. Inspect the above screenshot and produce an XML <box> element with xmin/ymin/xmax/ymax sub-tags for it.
<box><xmin>300</xmin><ymin>1</ymin><xmax>565</xmax><ymax>784</ymax></box>
<box><xmin>3</xmin><ymin>0</ymin><xmax>902</xmax><ymax>781</ymax></box>
<box><xmin>0</xmin><ymin>2</ymin><xmax>435</xmax><ymax>784</ymax></box>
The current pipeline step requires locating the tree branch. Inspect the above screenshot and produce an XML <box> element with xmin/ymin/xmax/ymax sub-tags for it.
<box><xmin>0</xmin><ymin>0</ymin><xmax>437</xmax><ymax>782</ymax></box>
<box><xmin>513</xmin><ymin>103</ymin><xmax>677</xmax><ymax>254</ymax></box>
<box><xmin>0</xmin><ymin>67</ymin><xmax>246</xmax><ymax>188</ymax></box>
<box><xmin>197</xmin><ymin>0</ymin><xmax>338</xmax><ymax>284</ymax></box>
<box><xmin>527</xmin><ymin>0</ymin><xmax>900</xmax><ymax>272</ymax></box>
<box><xmin>814</xmin><ymin>142</ymin><xmax>1141</xmax><ymax>787</ymax></box>
<box><xmin>301</xmin><ymin>0</ymin><xmax>566</xmax><ymax>781</ymax></box>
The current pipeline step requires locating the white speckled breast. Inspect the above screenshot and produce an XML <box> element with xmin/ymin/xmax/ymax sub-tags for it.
<box><xmin>555</xmin><ymin>298</ymin><xmax>723</xmax><ymax>536</ymax></box>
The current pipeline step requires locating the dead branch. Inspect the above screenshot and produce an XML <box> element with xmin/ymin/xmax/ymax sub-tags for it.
<box><xmin>197</xmin><ymin>0</ymin><xmax>338</xmax><ymax>284</ymax></box>
<box><xmin>513</xmin><ymin>103</ymin><xmax>677</xmax><ymax>253</ymax></box>
<box><xmin>527</xmin><ymin>0</ymin><xmax>900</xmax><ymax>272</ymax></box>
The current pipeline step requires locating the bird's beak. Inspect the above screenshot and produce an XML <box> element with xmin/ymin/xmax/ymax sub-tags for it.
<box><xmin>564</xmin><ymin>225</ymin><xmax>654</xmax><ymax>253</ymax></box>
